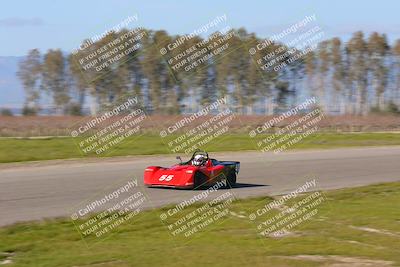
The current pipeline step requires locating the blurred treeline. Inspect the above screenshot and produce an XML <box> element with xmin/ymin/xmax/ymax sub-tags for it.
<box><xmin>16</xmin><ymin>28</ymin><xmax>400</xmax><ymax>116</ymax></box>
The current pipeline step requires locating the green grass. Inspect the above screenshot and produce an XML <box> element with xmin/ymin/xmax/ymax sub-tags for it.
<box><xmin>0</xmin><ymin>182</ymin><xmax>399</xmax><ymax>267</ymax></box>
<box><xmin>1</xmin><ymin>132</ymin><xmax>400</xmax><ymax>163</ymax></box>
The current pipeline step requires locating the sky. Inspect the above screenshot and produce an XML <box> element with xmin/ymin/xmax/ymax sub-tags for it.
<box><xmin>1</xmin><ymin>0</ymin><xmax>400</xmax><ymax>56</ymax></box>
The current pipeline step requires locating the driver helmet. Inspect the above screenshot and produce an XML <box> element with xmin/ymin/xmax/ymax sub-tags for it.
<box><xmin>192</xmin><ymin>154</ymin><xmax>206</xmax><ymax>166</ymax></box>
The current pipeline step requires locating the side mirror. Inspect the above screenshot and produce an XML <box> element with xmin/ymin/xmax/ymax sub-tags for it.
<box><xmin>176</xmin><ymin>156</ymin><xmax>182</xmax><ymax>163</ymax></box>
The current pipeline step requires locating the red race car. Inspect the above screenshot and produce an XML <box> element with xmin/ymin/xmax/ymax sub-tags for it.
<box><xmin>144</xmin><ymin>150</ymin><xmax>240</xmax><ymax>189</ymax></box>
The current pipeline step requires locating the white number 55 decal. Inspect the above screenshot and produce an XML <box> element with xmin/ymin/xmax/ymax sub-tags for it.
<box><xmin>159</xmin><ymin>174</ymin><xmax>174</xmax><ymax>181</ymax></box>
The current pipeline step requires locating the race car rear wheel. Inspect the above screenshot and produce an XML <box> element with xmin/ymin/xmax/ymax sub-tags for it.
<box><xmin>226</xmin><ymin>170</ymin><xmax>236</xmax><ymax>188</ymax></box>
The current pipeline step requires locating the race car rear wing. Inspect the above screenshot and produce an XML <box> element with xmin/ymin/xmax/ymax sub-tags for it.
<box><xmin>218</xmin><ymin>161</ymin><xmax>240</xmax><ymax>174</ymax></box>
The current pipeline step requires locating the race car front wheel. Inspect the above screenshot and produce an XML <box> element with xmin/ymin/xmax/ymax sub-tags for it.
<box><xmin>194</xmin><ymin>172</ymin><xmax>207</xmax><ymax>190</ymax></box>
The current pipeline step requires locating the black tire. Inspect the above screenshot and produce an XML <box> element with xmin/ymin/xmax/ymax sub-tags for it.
<box><xmin>226</xmin><ymin>170</ymin><xmax>237</xmax><ymax>188</ymax></box>
<box><xmin>193</xmin><ymin>172</ymin><xmax>207</xmax><ymax>190</ymax></box>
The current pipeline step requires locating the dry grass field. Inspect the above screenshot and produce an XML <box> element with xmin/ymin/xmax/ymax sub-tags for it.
<box><xmin>0</xmin><ymin>114</ymin><xmax>399</xmax><ymax>137</ymax></box>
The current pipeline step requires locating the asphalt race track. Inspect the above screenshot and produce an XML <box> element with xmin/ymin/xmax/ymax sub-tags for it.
<box><xmin>1</xmin><ymin>146</ymin><xmax>400</xmax><ymax>226</ymax></box>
